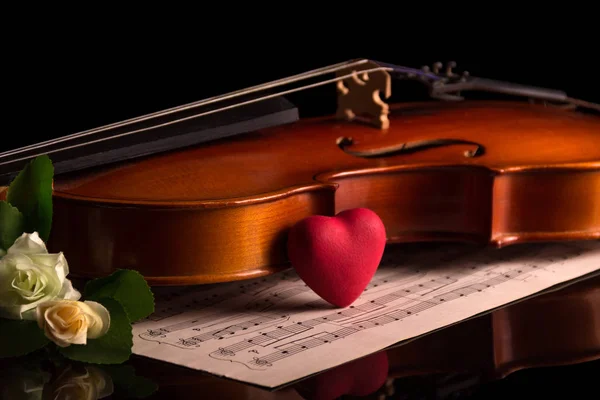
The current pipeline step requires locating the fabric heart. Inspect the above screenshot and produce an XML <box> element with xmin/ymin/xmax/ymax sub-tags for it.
<box><xmin>286</xmin><ymin>208</ymin><xmax>386</xmax><ymax>307</ymax></box>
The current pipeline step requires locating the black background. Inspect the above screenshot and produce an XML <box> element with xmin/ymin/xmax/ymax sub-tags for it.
<box><xmin>2</xmin><ymin>23</ymin><xmax>599</xmax><ymax>397</ymax></box>
<box><xmin>3</xmin><ymin>31</ymin><xmax>598</xmax><ymax>152</ymax></box>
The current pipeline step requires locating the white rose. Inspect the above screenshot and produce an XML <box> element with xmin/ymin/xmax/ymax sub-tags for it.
<box><xmin>0</xmin><ymin>232</ymin><xmax>81</xmax><ymax>320</ymax></box>
<box><xmin>35</xmin><ymin>299</ymin><xmax>111</xmax><ymax>348</ymax></box>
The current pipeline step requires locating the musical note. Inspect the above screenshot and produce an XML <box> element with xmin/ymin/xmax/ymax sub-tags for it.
<box><xmin>132</xmin><ymin>241</ymin><xmax>600</xmax><ymax>388</ymax></box>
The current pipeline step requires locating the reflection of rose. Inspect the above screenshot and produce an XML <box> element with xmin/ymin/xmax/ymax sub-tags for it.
<box><xmin>43</xmin><ymin>366</ymin><xmax>114</xmax><ymax>400</ymax></box>
<box><xmin>0</xmin><ymin>366</ymin><xmax>50</xmax><ymax>400</ymax></box>
<box><xmin>0</xmin><ymin>232</ymin><xmax>80</xmax><ymax>320</ymax></box>
<box><xmin>35</xmin><ymin>300</ymin><xmax>111</xmax><ymax>347</ymax></box>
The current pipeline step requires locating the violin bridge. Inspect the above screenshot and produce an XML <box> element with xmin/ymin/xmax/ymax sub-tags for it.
<box><xmin>335</xmin><ymin>60</ymin><xmax>392</xmax><ymax>130</ymax></box>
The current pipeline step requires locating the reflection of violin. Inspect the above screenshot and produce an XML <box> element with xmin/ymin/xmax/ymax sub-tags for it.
<box><xmin>1</xmin><ymin>59</ymin><xmax>598</xmax><ymax>284</ymax></box>
<box><xmin>124</xmin><ymin>274</ymin><xmax>600</xmax><ymax>399</ymax></box>
<box><xmin>385</xmin><ymin>273</ymin><xmax>600</xmax><ymax>380</ymax></box>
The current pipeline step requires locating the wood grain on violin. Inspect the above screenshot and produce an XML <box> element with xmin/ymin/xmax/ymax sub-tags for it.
<box><xmin>46</xmin><ymin>100</ymin><xmax>600</xmax><ymax>285</ymax></box>
<box><xmin>2</xmin><ymin>59</ymin><xmax>598</xmax><ymax>285</ymax></box>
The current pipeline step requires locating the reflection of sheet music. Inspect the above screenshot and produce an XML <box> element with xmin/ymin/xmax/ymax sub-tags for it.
<box><xmin>132</xmin><ymin>241</ymin><xmax>600</xmax><ymax>388</ymax></box>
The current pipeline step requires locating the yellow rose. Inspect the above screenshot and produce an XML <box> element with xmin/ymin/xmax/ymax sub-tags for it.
<box><xmin>35</xmin><ymin>300</ymin><xmax>111</xmax><ymax>348</ymax></box>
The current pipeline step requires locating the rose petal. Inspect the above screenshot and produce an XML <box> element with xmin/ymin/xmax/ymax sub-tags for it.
<box><xmin>0</xmin><ymin>234</ymin><xmax>75</xmax><ymax>320</ymax></box>
<box><xmin>35</xmin><ymin>300</ymin><xmax>111</xmax><ymax>347</ymax></box>
<box><xmin>37</xmin><ymin>301</ymin><xmax>88</xmax><ymax>347</ymax></box>
<box><xmin>81</xmin><ymin>301</ymin><xmax>111</xmax><ymax>339</ymax></box>
<box><xmin>1</xmin><ymin>255</ymin><xmax>64</xmax><ymax>320</ymax></box>
<box><xmin>7</xmin><ymin>232</ymin><xmax>48</xmax><ymax>255</ymax></box>
<box><xmin>35</xmin><ymin>301</ymin><xmax>55</xmax><ymax>328</ymax></box>
<box><xmin>28</xmin><ymin>254</ymin><xmax>64</xmax><ymax>280</ymax></box>
<box><xmin>58</xmin><ymin>278</ymin><xmax>82</xmax><ymax>301</ymax></box>
<box><xmin>59</xmin><ymin>324</ymin><xmax>88</xmax><ymax>346</ymax></box>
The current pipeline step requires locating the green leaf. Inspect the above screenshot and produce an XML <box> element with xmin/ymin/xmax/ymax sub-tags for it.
<box><xmin>0</xmin><ymin>319</ymin><xmax>49</xmax><ymax>358</ymax></box>
<box><xmin>0</xmin><ymin>200</ymin><xmax>24</xmax><ymax>251</ymax></box>
<box><xmin>84</xmin><ymin>269</ymin><xmax>155</xmax><ymax>323</ymax></box>
<box><xmin>6</xmin><ymin>155</ymin><xmax>54</xmax><ymax>242</ymax></box>
<box><xmin>60</xmin><ymin>298</ymin><xmax>133</xmax><ymax>364</ymax></box>
<box><xmin>101</xmin><ymin>365</ymin><xmax>158</xmax><ymax>398</ymax></box>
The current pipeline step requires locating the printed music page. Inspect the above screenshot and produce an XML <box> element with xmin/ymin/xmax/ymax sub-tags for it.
<box><xmin>131</xmin><ymin>241</ymin><xmax>600</xmax><ymax>388</ymax></box>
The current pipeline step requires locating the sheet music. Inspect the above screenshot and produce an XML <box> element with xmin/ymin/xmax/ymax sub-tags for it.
<box><xmin>131</xmin><ymin>241</ymin><xmax>600</xmax><ymax>388</ymax></box>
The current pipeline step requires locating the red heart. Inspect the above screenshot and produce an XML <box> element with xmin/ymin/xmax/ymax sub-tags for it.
<box><xmin>286</xmin><ymin>208</ymin><xmax>386</xmax><ymax>307</ymax></box>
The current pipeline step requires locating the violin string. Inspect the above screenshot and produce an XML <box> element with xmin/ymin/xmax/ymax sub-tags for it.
<box><xmin>565</xmin><ymin>97</ymin><xmax>600</xmax><ymax>112</ymax></box>
<box><xmin>0</xmin><ymin>59</ymin><xmax>374</xmax><ymax>161</ymax></box>
<box><xmin>0</xmin><ymin>66</ymin><xmax>395</xmax><ymax>168</ymax></box>
<box><xmin>2</xmin><ymin>60</ymin><xmax>598</xmax><ymax>166</ymax></box>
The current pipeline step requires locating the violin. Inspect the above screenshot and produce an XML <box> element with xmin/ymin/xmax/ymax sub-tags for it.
<box><xmin>1</xmin><ymin>59</ymin><xmax>598</xmax><ymax>285</ymax></box>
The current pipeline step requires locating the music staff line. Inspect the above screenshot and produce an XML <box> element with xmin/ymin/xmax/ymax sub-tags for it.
<box><xmin>142</xmin><ymin>271</ymin><xmax>407</xmax><ymax>336</ymax></box>
<box><xmin>209</xmin><ymin>262</ymin><xmax>549</xmax><ymax>369</ymax></box>
<box><xmin>140</xmin><ymin>256</ymin><xmax>550</xmax><ymax>349</ymax></box>
<box><xmin>138</xmin><ymin>242</ymin><xmax>585</xmax><ymax>357</ymax></box>
<box><xmin>138</xmin><ymin>272</ymin><xmax>301</xmax><ymax>323</ymax></box>
<box><xmin>140</xmin><ymin>242</ymin><xmax>469</xmax><ymax>324</ymax></box>
<box><xmin>141</xmin><ymin>272</ymin><xmax>450</xmax><ymax>345</ymax></box>
<box><xmin>138</xmin><ymin>242</ymin><xmax>546</xmax><ymax>324</ymax></box>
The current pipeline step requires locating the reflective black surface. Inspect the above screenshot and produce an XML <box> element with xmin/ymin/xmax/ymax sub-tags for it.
<box><xmin>3</xmin><ymin>264</ymin><xmax>599</xmax><ymax>399</ymax></box>
<box><xmin>3</xmin><ymin>347</ymin><xmax>598</xmax><ymax>399</ymax></box>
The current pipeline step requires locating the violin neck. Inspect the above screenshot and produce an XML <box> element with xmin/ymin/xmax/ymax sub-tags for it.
<box><xmin>1</xmin><ymin>59</ymin><xmax>598</xmax><ymax>185</ymax></box>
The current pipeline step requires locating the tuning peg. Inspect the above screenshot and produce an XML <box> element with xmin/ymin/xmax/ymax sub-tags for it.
<box><xmin>445</xmin><ymin>61</ymin><xmax>457</xmax><ymax>76</ymax></box>
<box><xmin>432</xmin><ymin>62</ymin><xmax>443</xmax><ymax>74</ymax></box>
<box><xmin>460</xmin><ymin>70</ymin><xmax>470</xmax><ymax>82</ymax></box>
<box><xmin>420</xmin><ymin>65</ymin><xmax>431</xmax><ymax>79</ymax></box>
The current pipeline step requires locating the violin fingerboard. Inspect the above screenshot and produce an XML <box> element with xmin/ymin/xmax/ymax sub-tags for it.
<box><xmin>0</xmin><ymin>96</ymin><xmax>299</xmax><ymax>185</ymax></box>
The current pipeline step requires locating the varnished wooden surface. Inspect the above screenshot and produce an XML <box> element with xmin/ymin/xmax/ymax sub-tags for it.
<box><xmin>385</xmin><ymin>274</ymin><xmax>600</xmax><ymax>379</ymax></box>
<box><xmin>124</xmin><ymin>274</ymin><xmax>600</xmax><ymax>399</ymax></box>
<box><xmin>52</xmin><ymin>101</ymin><xmax>600</xmax><ymax>202</ymax></box>
<box><xmin>45</xmin><ymin>100</ymin><xmax>600</xmax><ymax>284</ymax></box>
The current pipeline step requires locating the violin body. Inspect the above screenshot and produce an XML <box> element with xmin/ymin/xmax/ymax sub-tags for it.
<box><xmin>47</xmin><ymin>99</ymin><xmax>600</xmax><ymax>285</ymax></box>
